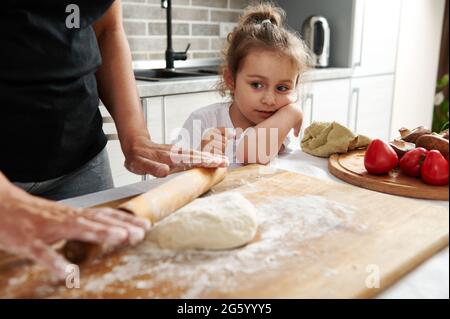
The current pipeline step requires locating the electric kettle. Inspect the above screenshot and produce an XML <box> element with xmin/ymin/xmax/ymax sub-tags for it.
<box><xmin>302</xmin><ymin>16</ymin><xmax>330</xmax><ymax>68</ymax></box>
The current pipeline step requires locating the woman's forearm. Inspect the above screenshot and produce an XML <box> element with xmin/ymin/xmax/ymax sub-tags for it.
<box><xmin>94</xmin><ymin>3</ymin><xmax>150</xmax><ymax>153</ymax></box>
<box><xmin>0</xmin><ymin>171</ymin><xmax>12</xmax><ymax>192</ymax></box>
<box><xmin>96</xmin><ymin>28</ymin><xmax>149</xmax><ymax>142</ymax></box>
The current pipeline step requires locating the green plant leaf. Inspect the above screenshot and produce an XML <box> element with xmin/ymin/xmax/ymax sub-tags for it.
<box><xmin>441</xmin><ymin>121</ymin><xmax>449</xmax><ymax>131</ymax></box>
<box><xmin>440</xmin><ymin>100</ymin><xmax>449</xmax><ymax>115</ymax></box>
<box><xmin>437</xmin><ymin>74</ymin><xmax>449</xmax><ymax>90</ymax></box>
<box><xmin>433</xmin><ymin>102</ymin><xmax>449</xmax><ymax>132</ymax></box>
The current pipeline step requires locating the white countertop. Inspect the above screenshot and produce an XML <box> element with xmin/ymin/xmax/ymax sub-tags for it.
<box><xmin>62</xmin><ymin>146</ymin><xmax>449</xmax><ymax>299</ymax></box>
<box><xmin>135</xmin><ymin>67</ymin><xmax>353</xmax><ymax>98</ymax></box>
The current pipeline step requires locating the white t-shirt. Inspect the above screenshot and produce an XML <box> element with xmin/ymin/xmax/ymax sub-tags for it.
<box><xmin>172</xmin><ymin>102</ymin><xmax>292</xmax><ymax>163</ymax></box>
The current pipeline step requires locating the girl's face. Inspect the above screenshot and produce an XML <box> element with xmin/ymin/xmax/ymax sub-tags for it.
<box><xmin>227</xmin><ymin>49</ymin><xmax>300</xmax><ymax>127</ymax></box>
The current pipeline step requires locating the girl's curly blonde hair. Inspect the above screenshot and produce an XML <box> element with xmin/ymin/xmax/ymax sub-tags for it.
<box><xmin>217</xmin><ymin>2</ymin><xmax>313</xmax><ymax>96</ymax></box>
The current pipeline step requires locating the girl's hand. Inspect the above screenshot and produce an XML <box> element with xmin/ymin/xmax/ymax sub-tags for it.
<box><xmin>201</xmin><ymin>127</ymin><xmax>236</xmax><ymax>156</ymax></box>
<box><xmin>122</xmin><ymin>136</ymin><xmax>229</xmax><ymax>177</ymax></box>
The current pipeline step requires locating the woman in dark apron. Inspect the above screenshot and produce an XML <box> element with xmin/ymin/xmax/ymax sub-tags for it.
<box><xmin>0</xmin><ymin>0</ymin><xmax>228</xmax><ymax>278</ymax></box>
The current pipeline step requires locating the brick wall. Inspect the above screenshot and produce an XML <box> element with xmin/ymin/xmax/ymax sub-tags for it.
<box><xmin>122</xmin><ymin>0</ymin><xmax>249</xmax><ymax>61</ymax></box>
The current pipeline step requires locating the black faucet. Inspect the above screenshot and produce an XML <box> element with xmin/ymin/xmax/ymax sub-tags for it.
<box><xmin>161</xmin><ymin>0</ymin><xmax>191</xmax><ymax>70</ymax></box>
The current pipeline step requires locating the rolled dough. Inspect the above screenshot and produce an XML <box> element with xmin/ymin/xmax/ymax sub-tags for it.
<box><xmin>148</xmin><ymin>192</ymin><xmax>258</xmax><ymax>250</ymax></box>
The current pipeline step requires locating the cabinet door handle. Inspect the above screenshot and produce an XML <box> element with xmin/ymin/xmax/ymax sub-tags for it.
<box><xmin>105</xmin><ymin>133</ymin><xmax>119</xmax><ymax>141</ymax></box>
<box><xmin>102</xmin><ymin>116</ymin><xmax>114</xmax><ymax>124</ymax></box>
<box><xmin>349</xmin><ymin>88</ymin><xmax>360</xmax><ymax>132</ymax></box>
<box><xmin>102</xmin><ymin>115</ymin><xmax>118</xmax><ymax>140</ymax></box>
<box><xmin>162</xmin><ymin>96</ymin><xmax>167</xmax><ymax>144</ymax></box>
<box><xmin>308</xmin><ymin>93</ymin><xmax>314</xmax><ymax>124</ymax></box>
<box><xmin>141</xmin><ymin>98</ymin><xmax>148</xmax><ymax>182</ymax></box>
<box><xmin>141</xmin><ymin>98</ymin><xmax>148</xmax><ymax>122</ymax></box>
<box><xmin>353</xmin><ymin>0</ymin><xmax>366</xmax><ymax>68</ymax></box>
<box><xmin>302</xmin><ymin>93</ymin><xmax>314</xmax><ymax>126</ymax></box>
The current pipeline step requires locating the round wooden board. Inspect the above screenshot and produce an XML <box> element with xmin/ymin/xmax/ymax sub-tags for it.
<box><xmin>328</xmin><ymin>149</ymin><xmax>449</xmax><ymax>201</ymax></box>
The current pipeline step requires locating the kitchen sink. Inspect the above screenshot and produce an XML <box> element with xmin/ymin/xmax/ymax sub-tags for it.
<box><xmin>134</xmin><ymin>67</ymin><xmax>219</xmax><ymax>81</ymax></box>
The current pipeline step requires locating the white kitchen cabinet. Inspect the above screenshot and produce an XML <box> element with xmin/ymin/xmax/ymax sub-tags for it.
<box><xmin>105</xmin><ymin>140</ymin><xmax>142</xmax><ymax>187</ymax></box>
<box><xmin>390</xmin><ymin>0</ymin><xmax>446</xmax><ymax>138</ymax></box>
<box><xmin>300</xmin><ymin>79</ymin><xmax>350</xmax><ymax>139</ymax></box>
<box><xmin>277</xmin><ymin>0</ymin><xmax>402</xmax><ymax>73</ymax></box>
<box><xmin>349</xmin><ymin>75</ymin><xmax>395</xmax><ymax>141</ymax></box>
<box><xmin>101</xmin><ymin>93</ymin><xmax>227</xmax><ymax>185</ymax></box>
<box><xmin>299</xmin><ymin>82</ymin><xmax>313</xmax><ymax>137</ymax></box>
<box><xmin>276</xmin><ymin>0</ymin><xmax>403</xmax><ymax>144</ymax></box>
<box><xmin>100</xmin><ymin>104</ymin><xmax>143</xmax><ymax>187</ymax></box>
<box><xmin>144</xmin><ymin>97</ymin><xmax>164</xmax><ymax>144</ymax></box>
<box><xmin>309</xmin><ymin>79</ymin><xmax>351</xmax><ymax>126</ymax></box>
<box><xmin>351</xmin><ymin>0</ymin><xmax>402</xmax><ymax>76</ymax></box>
<box><xmin>163</xmin><ymin>91</ymin><xmax>227</xmax><ymax>143</ymax></box>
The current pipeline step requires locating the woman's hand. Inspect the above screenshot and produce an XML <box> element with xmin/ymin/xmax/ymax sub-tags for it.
<box><xmin>0</xmin><ymin>173</ymin><xmax>150</xmax><ymax>280</ymax></box>
<box><xmin>122</xmin><ymin>135</ymin><xmax>229</xmax><ymax>177</ymax></box>
<box><xmin>93</xmin><ymin>3</ymin><xmax>229</xmax><ymax>177</ymax></box>
<box><xmin>201</xmin><ymin>127</ymin><xmax>236</xmax><ymax>156</ymax></box>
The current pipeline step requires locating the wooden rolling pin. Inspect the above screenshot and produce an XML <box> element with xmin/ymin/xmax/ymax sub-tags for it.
<box><xmin>63</xmin><ymin>167</ymin><xmax>227</xmax><ymax>264</ymax></box>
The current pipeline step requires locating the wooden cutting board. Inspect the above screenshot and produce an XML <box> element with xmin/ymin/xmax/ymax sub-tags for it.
<box><xmin>329</xmin><ymin>149</ymin><xmax>449</xmax><ymax>201</ymax></box>
<box><xmin>0</xmin><ymin>165</ymin><xmax>448</xmax><ymax>298</ymax></box>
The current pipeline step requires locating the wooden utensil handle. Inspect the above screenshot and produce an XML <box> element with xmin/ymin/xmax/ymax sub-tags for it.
<box><xmin>63</xmin><ymin>167</ymin><xmax>227</xmax><ymax>264</ymax></box>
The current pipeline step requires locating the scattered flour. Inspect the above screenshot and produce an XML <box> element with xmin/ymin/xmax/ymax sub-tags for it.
<box><xmin>3</xmin><ymin>194</ymin><xmax>362</xmax><ymax>298</ymax></box>
<box><xmin>79</xmin><ymin>195</ymin><xmax>359</xmax><ymax>298</ymax></box>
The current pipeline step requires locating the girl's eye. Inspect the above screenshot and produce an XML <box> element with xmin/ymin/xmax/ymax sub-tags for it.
<box><xmin>277</xmin><ymin>85</ymin><xmax>290</xmax><ymax>92</ymax></box>
<box><xmin>251</xmin><ymin>82</ymin><xmax>263</xmax><ymax>89</ymax></box>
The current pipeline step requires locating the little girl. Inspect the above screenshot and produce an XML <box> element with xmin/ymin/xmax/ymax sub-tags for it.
<box><xmin>174</xmin><ymin>3</ymin><xmax>311</xmax><ymax>165</ymax></box>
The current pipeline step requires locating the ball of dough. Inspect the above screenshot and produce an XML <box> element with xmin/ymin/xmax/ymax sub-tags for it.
<box><xmin>148</xmin><ymin>192</ymin><xmax>258</xmax><ymax>250</ymax></box>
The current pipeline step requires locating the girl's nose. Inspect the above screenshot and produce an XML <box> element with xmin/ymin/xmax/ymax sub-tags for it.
<box><xmin>261</xmin><ymin>92</ymin><xmax>276</xmax><ymax>106</ymax></box>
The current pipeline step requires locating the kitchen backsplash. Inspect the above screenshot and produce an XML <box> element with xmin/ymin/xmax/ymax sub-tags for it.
<box><xmin>122</xmin><ymin>0</ymin><xmax>249</xmax><ymax>61</ymax></box>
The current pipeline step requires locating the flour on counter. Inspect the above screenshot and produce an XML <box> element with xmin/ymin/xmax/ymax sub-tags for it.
<box><xmin>78</xmin><ymin>195</ymin><xmax>359</xmax><ymax>298</ymax></box>
<box><xmin>4</xmin><ymin>194</ymin><xmax>361</xmax><ymax>298</ymax></box>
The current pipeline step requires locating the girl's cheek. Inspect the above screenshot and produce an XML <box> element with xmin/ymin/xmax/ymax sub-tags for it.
<box><xmin>278</xmin><ymin>94</ymin><xmax>296</xmax><ymax>106</ymax></box>
<box><xmin>287</xmin><ymin>91</ymin><xmax>299</xmax><ymax>103</ymax></box>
